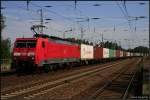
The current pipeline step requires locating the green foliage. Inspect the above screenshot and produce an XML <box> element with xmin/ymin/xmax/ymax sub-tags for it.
<box><xmin>102</xmin><ymin>41</ymin><xmax>122</xmax><ymax>50</ymax></box>
<box><xmin>1</xmin><ymin>14</ymin><xmax>11</xmax><ymax>60</ymax></box>
<box><xmin>1</xmin><ymin>14</ymin><xmax>6</xmax><ymax>32</ymax></box>
<box><xmin>1</xmin><ymin>38</ymin><xmax>11</xmax><ymax>59</ymax></box>
<box><xmin>128</xmin><ymin>46</ymin><xmax>149</xmax><ymax>53</ymax></box>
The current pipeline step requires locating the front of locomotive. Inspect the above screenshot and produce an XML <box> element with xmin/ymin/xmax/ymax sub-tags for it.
<box><xmin>12</xmin><ymin>38</ymin><xmax>37</xmax><ymax>73</ymax></box>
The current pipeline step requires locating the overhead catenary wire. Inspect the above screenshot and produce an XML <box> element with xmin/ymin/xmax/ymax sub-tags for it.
<box><xmin>5</xmin><ymin>3</ymin><xmax>144</xmax><ymax>35</ymax></box>
<box><xmin>2</xmin><ymin>1</ymin><xmax>148</xmax><ymax>48</ymax></box>
<box><xmin>29</xmin><ymin>2</ymin><xmax>79</xmax><ymax>34</ymax></box>
<box><xmin>115</xmin><ymin>1</ymin><xmax>141</xmax><ymax>48</ymax></box>
<box><xmin>2</xmin><ymin>4</ymin><xmax>72</xmax><ymax>36</ymax></box>
<box><xmin>1</xmin><ymin>4</ymin><xmax>39</xmax><ymax>16</ymax></box>
<box><xmin>1</xmin><ymin>5</ymin><xmax>43</xmax><ymax>23</ymax></box>
<box><xmin>116</xmin><ymin>1</ymin><xmax>132</xmax><ymax>30</ymax></box>
<box><xmin>121</xmin><ymin>1</ymin><xmax>130</xmax><ymax>18</ymax></box>
<box><xmin>3</xmin><ymin>2</ymin><xmax>143</xmax><ymax>32</ymax></box>
<box><xmin>30</xmin><ymin>2</ymin><xmax>93</xmax><ymax>39</ymax></box>
<box><xmin>30</xmin><ymin>2</ymin><xmax>76</xmax><ymax>23</ymax></box>
<box><xmin>40</xmin><ymin>2</ymin><xmax>147</xmax><ymax>7</ymax></box>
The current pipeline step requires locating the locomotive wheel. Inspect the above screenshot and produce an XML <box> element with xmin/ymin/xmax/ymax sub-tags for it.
<box><xmin>16</xmin><ymin>64</ymin><xmax>24</xmax><ymax>75</ymax></box>
<box><xmin>44</xmin><ymin>65</ymin><xmax>50</xmax><ymax>73</ymax></box>
<box><xmin>11</xmin><ymin>62</ymin><xmax>15</xmax><ymax>70</ymax></box>
<box><xmin>53</xmin><ymin>65</ymin><xmax>59</xmax><ymax>71</ymax></box>
<box><xmin>16</xmin><ymin>66</ymin><xmax>20</xmax><ymax>74</ymax></box>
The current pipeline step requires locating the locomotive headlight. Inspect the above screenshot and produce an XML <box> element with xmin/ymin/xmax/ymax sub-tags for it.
<box><xmin>14</xmin><ymin>52</ymin><xmax>21</xmax><ymax>56</ymax></box>
<box><xmin>28</xmin><ymin>52</ymin><xmax>35</xmax><ymax>56</ymax></box>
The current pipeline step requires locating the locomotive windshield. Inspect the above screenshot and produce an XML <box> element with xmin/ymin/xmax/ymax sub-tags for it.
<box><xmin>15</xmin><ymin>40</ymin><xmax>36</xmax><ymax>48</ymax></box>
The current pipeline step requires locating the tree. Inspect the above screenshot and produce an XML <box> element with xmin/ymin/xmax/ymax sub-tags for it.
<box><xmin>1</xmin><ymin>38</ymin><xmax>11</xmax><ymax>59</ymax></box>
<box><xmin>132</xmin><ymin>46</ymin><xmax>149</xmax><ymax>53</ymax></box>
<box><xmin>1</xmin><ymin>14</ymin><xmax>6</xmax><ymax>32</ymax></box>
<box><xmin>102</xmin><ymin>41</ymin><xmax>122</xmax><ymax>50</ymax></box>
<box><xmin>1</xmin><ymin>14</ymin><xmax>11</xmax><ymax>59</ymax></box>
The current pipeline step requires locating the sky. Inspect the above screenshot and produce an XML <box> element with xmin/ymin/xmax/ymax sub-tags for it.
<box><xmin>1</xmin><ymin>1</ymin><xmax>149</xmax><ymax>49</ymax></box>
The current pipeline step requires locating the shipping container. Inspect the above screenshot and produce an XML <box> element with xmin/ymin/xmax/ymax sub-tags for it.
<box><xmin>123</xmin><ymin>51</ymin><xmax>125</xmax><ymax>57</ymax></box>
<box><xmin>134</xmin><ymin>53</ymin><xmax>137</xmax><ymax>56</ymax></box>
<box><xmin>94</xmin><ymin>47</ymin><xmax>103</xmax><ymax>59</ymax></box>
<box><xmin>130</xmin><ymin>52</ymin><xmax>133</xmax><ymax>56</ymax></box>
<box><xmin>127</xmin><ymin>52</ymin><xmax>130</xmax><ymax>56</ymax></box>
<box><xmin>116</xmin><ymin>50</ymin><xmax>120</xmax><ymax>57</ymax></box>
<box><xmin>109</xmin><ymin>49</ymin><xmax>115</xmax><ymax>58</ymax></box>
<box><xmin>120</xmin><ymin>51</ymin><xmax>123</xmax><ymax>57</ymax></box>
<box><xmin>80</xmin><ymin>44</ymin><xmax>94</xmax><ymax>60</ymax></box>
<box><xmin>130</xmin><ymin>52</ymin><xmax>132</xmax><ymax>56</ymax></box>
<box><xmin>113</xmin><ymin>50</ymin><xmax>116</xmax><ymax>57</ymax></box>
<box><xmin>135</xmin><ymin>53</ymin><xmax>140</xmax><ymax>56</ymax></box>
<box><xmin>133</xmin><ymin>53</ymin><xmax>136</xmax><ymax>56</ymax></box>
<box><xmin>103</xmin><ymin>48</ymin><xmax>109</xmax><ymax>58</ymax></box>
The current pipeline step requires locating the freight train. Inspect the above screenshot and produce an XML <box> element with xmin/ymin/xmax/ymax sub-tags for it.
<box><xmin>11</xmin><ymin>34</ymin><xmax>144</xmax><ymax>73</ymax></box>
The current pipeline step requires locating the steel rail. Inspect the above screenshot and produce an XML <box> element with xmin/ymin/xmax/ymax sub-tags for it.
<box><xmin>24</xmin><ymin>59</ymin><xmax>135</xmax><ymax>100</ymax></box>
<box><xmin>88</xmin><ymin>59</ymin><xmax>141</xmax><ymax>100</ymax></box>
<box><xmin>1</xmin><ymin>59</ymin><xmax>128</xmax><ymax>100</ymax></box>
<box><xmin>122</xmin><ymin>71</ymin><xmax>137</xmax><ymax>100</ymax></box>
<box><xmin>1</xmin><ymin>59</ymin><xmax>127</xmax><ymax>93</ymax></box>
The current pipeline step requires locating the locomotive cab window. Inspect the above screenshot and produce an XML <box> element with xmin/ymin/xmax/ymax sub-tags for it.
<box><xmin>42</xmin><ymin>41</ymin><xmax>45</xmax><ymax>48</ymax></box>
<box><xmin>15</xmin><ymin>40</ymin><xmax>36</xmax><ymax>48</ymax></box>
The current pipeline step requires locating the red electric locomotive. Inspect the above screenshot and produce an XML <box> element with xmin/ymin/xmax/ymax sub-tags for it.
<box><xmin>12</xmin><ymin>35</ymin><xmax>80</xmax><ymax>73</ymax></box>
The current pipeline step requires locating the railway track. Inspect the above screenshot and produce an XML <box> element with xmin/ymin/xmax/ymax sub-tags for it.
<box><xmin>1</xmin><ymin>59</ymin><xmax>130</xmax><ymax>100</ymax></box>
<box><xmin>1</xmin><ymin>59</ymin><xmax>127</xmax><ymax>90</ymax></box>
<box><xmin>23</xmin><ymin>58</ymin><xmax>138</xmax><ymax>100</ymax></box>
<box><xmin>1</xmin><ymin>59</ymin><xmax>127</xmax><ymax>92</ymax></box>
<box><xmin>88</xmin><ymin>58</ymin><xmax>141</xmax><ymax>100</ymax></box>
